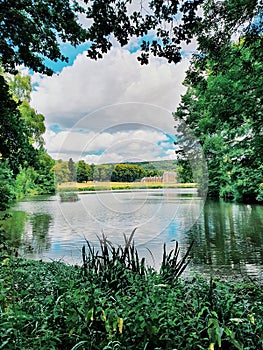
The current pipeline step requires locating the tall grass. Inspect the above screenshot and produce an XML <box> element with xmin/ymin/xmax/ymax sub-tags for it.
<box><xmin>82</xmin><ymin>229</ymin><xmax>193</xmax><ymax>289</ymax></box>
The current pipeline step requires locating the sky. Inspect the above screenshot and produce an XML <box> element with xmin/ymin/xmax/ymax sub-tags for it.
<box><xmin>30</xmin><ymin>26</ymin><xmax>194</xmax><ymax>165</ymax></box>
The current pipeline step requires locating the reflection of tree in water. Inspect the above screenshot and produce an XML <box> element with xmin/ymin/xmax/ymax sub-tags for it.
<box><xmin>2</xmin><ymin>211</ymin><xmax>27</xmax><ymax>249</ymax></box>
<box><xmin>24</xmin><ymin>213</ymin><xmax>52</xmax><ymax>254</ymax></box>
<box><xmin>187</xmin><ymin>200</ymin><xmax>263</xmax><ymax>277</ymax></box>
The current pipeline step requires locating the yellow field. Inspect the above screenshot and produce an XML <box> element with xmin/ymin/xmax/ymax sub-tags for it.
<box><xmin>58</xmin><ymin>181</ymin><xmax>197</xmax><ymax>191</ymax></box>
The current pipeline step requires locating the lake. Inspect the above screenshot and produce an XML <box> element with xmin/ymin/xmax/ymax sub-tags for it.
<box><xmin>4</xmin><ymin>188</ymin><xmax>263</xmax><ymax>281</ymax></box>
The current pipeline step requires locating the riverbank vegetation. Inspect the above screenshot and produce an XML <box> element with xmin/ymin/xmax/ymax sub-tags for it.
<box><xmin>0</xmin><ymin>71</ymin><xmax>56</xmax><ymax>210</ymax></box>
<box><xmin>58</xmin><ymin>181</ymin><xmax>197</xmax><ymax>192</ymax></box>
<box><xmin>1</xmin><ymin>235</ymin><xmax>262</xmax><ymax>350</ymax></box>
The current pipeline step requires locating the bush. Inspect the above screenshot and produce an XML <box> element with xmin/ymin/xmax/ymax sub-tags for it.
<box><xmin>0</xmin><ymin>161</ymin><xmax>15</xmax><ymax>211</ymax></box>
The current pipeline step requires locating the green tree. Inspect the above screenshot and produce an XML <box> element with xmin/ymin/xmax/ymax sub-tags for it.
<box><xmin>0</xmin><ymin>161</ymin><xmax>15</xmax><ymax>210</ymax></box>
<box><xmin>68</xmin><ymin>158</ymin><xmax>76</xmax><ymax>182</ymax></box>
<box><xmin>111</xmin><ymin>164</ymin><xmax>146</xmax><ymax>182</ymax></box>
<box><xmin>0</xmin><ymin>0</ymin><xmax>86</xmax><ymax>75</ymax></box>
<box><xmin>15</xmin><ymin>166</ymin><xmax>38</xmax><ymax>198</ymax></box>
<box><xmin>176</xmin><ymin>160</ymin><xmax>193</xmax><ymax>183</ymax></box>
<box><xmin>34</xmin><ymin>150</ymin><xmax>56</xmax><ymax>194</ymax></box>
<box><xmin>76</xmin><ymin>160</ymin><xmax>92</xmax><ymax>183</ymax></box>
<box><xmin>146</xmin><ymin>169</ymin><xmax>160</xmax><ymax>177</ymax></box>
<box><xmin>93</xmin><ymin>165</ymin><xmax>114</xmax><ymax>182</ymax></box>
<box><xmin>53</xmin><ymin>160</ymin><xmax>70</xmax><ymax>184</ymax></box>
<box><xmin>174</xmin><ymin>37</ymin><xmax>263</xmax><ymax>202</ymax></box>
<box><xmin>0</xmin><ymin>75</ymin><xmax>37</xmax><ymax>175</ymax></box>
<box><xmin>2</xmin><ymin>1</ymin><xmax>261</xmax><ymax>72</ymax></box>
<box><xmin>8</xmin><ymin>72</ymin><xmax>46</xmax><ymax>147</ymax></box>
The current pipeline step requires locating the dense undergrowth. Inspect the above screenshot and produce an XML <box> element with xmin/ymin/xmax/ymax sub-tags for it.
<box><xmin>0</xmin><ymin>234</ymin><xmax>262</xmax><ymax>350</ymax></box>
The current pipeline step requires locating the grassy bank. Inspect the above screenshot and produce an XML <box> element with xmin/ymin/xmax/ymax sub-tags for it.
<box><xmin>58</xmin><ymin>181</ymin><xmax>197</xmax><ymax>192</ymax></box>
<box><xmin>1</xmin><ymin>238</ymin><xmax>262</xmax><ymax>350</ymax></box>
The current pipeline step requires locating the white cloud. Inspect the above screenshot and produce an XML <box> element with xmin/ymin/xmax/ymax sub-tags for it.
<box><xmin>44</xmin><ymin>127</ymin><xmax>177</xmax><ymax>164</ymax></box>
<box><xmin>32</xmin><ymin>46</ymin><xmax>190</xmax><ymax>162</ymax></box>
<box><xmin>32</xmin><ymin>47</ymin><xmax>188</xmax><ymax>127</ymax></box>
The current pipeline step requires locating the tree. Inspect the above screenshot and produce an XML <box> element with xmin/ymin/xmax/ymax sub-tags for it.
<box><xmin>34</xmin><ymin>149</ymin><xmax>56</xmax><ymax>194</ymax></box>
<box><xmin>53</xmin><ymin>160</ymin><xmax>70</xmax><ymax>184</ymax></box>
<box><xmin>174</xmin><ymin>36</ymin><xmax>263</xmax><ymax>202</ymax></box>
<box><xmin>111</xmin><ymin>164</ymin><xmax>146</xmax><ymax>182</ymax></box>
<box><xmin>7</xmin><ymin>72</ymin><xmax>46</xmax><ymax>147</ymax></box>
<box><xmin>2</xmin><ymin>1</ymin><xmax>262</xmax><ymax>73</ymax></box>
<box><xmin>68</xmin><ymin>158</ymin><xmax>76</xmax><ymax>182</ymax></box>
<box><xmin>0</xmin><ymin>0</ymin><xmax>86</xmax><ymax>75</ymax></box>
<box><xmin>0</xmin><ymin>75</ymin><xmax>37</xmax><ymax>175</ymax></box>
<box><xmin>92</xmin><ymin>165</ymin><xmax>114</xmax><ymax>182</ymax></box>
<box><xmin>76</xmin><ymin>160</ymin><xmax>92</xmax><ymax>183</ymax></box>
<box><xmin>0</xmin><ymin>161</ymin><xmax>15</xmax><ymax>210</ymax></box>
<box><xmin>145</xmin><ymin>169</ymin><xmax>160</xmax><ymax>177</ymax></box>
<box><xmin>176</xmin><ymin>159</ymin><xmax>193</xmax><ymax>183</ymax></box>
<box><xmin>0</xmin><ymin>71</ymin><xmax>56</xmax><ymax>199</ymax></box>
<box><xmin>85</xmin><ymin>0</ymin><xmax>263</xmax><ymax>66</ymax></box>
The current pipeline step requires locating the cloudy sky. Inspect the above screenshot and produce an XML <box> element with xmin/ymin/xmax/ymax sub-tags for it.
<box><xmin>31</xmin><ymin>33</ymin><xmax>193</xmax><ymax>164</ymax></box>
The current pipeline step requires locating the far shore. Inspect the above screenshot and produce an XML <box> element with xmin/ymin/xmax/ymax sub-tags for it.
<box><xmin>58</xmin><ymin>181</ymin><xmax>198</xmax><ymax>192</ymax></box>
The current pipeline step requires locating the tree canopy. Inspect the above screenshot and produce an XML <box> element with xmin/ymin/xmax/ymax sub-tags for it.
<box><xmin>174</xmin><ymin>36</ymin><xmax>263</xmax><ymax>202</ymax></box>
<box><xmin>0</xmin><ymin>0</ymin><xmax>86</xmax><ymax>75</ymax></box>
<box><xmin>1</xmin><ymin>1</ymin><xmax>262</xmax><ymax>74</ymax></box>
<box><xmin>0</xmin><ymin>75</ymin><xmax>37</xmax><ymax>175</ymax></box>
<box><xmin>111</xmin><ymin>164</ymin><xmax>146</xmax><ymax>182</ymax></box>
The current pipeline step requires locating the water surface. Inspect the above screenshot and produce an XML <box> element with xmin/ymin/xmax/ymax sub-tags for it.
<box><xmin>4</xmin><ymin>189</ymin><xmax>263</xmax><ymax>281</ymax></box>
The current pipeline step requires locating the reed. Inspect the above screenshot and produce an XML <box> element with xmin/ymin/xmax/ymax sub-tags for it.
<box><xmin>81</xmin><ymin>229</ymin><xmax>193</xmax><ymax>289</ymax></box>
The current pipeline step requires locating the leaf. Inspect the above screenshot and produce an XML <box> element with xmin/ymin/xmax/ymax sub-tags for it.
<box><xmin>71</xmin><ymin>341</ymin><xmax>88</xmax><ymax>350</ymax></box>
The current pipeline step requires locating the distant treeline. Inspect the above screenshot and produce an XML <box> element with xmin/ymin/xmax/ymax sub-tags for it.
<box><xmin>53</xmin><ymin>159</ymin><xmax>193</xmax><ymax>184</ymax></box>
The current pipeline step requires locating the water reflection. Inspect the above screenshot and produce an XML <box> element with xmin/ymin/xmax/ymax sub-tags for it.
<box><xmin>23</xmin><ymin>213</ymin><xmax>52</xmax><ymax>254</ymax></box>
<box><xmin>3</xmin><ymin>193</ymin><xmax>263</xmax><ymax>281</ymax></box>
<box><xmin>187</xmin><ymin>200</ymin><xmax>263</xmax><ymax>280</ymax></box>
<box><xmin>2</xmin><ymin>211</ymin><xmax>27</xmax><ymax>249</ymax></box>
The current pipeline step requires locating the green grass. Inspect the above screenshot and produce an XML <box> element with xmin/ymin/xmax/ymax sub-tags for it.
<box><xmin>58</xmin><ymin>181</ymin><xmax>197</xmax><ymax>192</ymax></box>
<box><xmin>1</xmin><ymin>234</ymin><xmax>262</xmax><ymax>350</ymax></box>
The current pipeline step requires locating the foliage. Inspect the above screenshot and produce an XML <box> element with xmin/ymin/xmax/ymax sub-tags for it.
<box><xmin>53</xmin><ymin>160</ymin><xmax>71</xmax><ymax>184</ymax></box>
<box><xmin>111</xmin><ymin>164</ymin><xmax>146</xmax><ymax>182</ymax></box>
<box><xmin>176</xmin><ymin>159</ymin><xmax>194</xmax><ymax>183</ymax></box>
<box><xmin>0</xmin><ymin>247</ymin><xmax>262</xmax><ymax>349</ymax></box>
<box><xmin>0</xmin><ymin>0</ymin><xmax>86</xmax><ymax>75</ymax></box>
<box><xmin>160</xmin><ymin>240</ymin><xmax>194</xmax><ymax>284</ymax></box>
<box><xmin>76</xmin><ymin>160</ymin><xmax>93</xmax><ymax>183</ymax></box>
<box><xmin>2</xmin><ymin>1</ymin><xmax>261</xmax><ymax>72</ymax></box>
<box><xmin>7</xmin><ymin>72</ymin><xmax>46</xmax><ymax>147</ymax></box>
<box><xmin>82</xmin><ymin>231</ymin><xmax>192</xmax><ymax>288</ymax></box>
<box><xmin>15</xmin><ymin>166</ymin><xmax>38</xmax><ymax>198</ymax></box>
<box><xmin>93</xmin><ymin>164</ymin><xmax>115</xmax><ymax>182</ymax></box>
<box><xmin>84</xmin><ymin>0</ymin><xmax>263</xmax><ymax>66</ymax></box>
<box><xmin>174</xmin><ymin>35</ymin><xmax>263</xmax><ymax>202</ymax></box>
<box><xmin>68</xmin><ymin>158</ymin><xmax>77</xmax><ymax>182</ymax></box>
<box><xmin>34</xmin><ymin>149</ymin><xmax>56</xmax><ymax>195</ymax></box>
<box><xmin>59</xmin><ymin>192</ymin><xmax>79</xmax><ymax>202</ymax></box>
<box><xmin>0</xmin><ymin>161</ymin><xmax>15</xmax><ymax>211</ymax></box>
<box><xmin>0</xmin><ymin>75</ymin><xmax>37</xmax><ymax>175</ymax></box>
<box><xmin>0</xmin><ymin>72</ymin><xmax>55</xmax><ymax>209</ymax></box>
